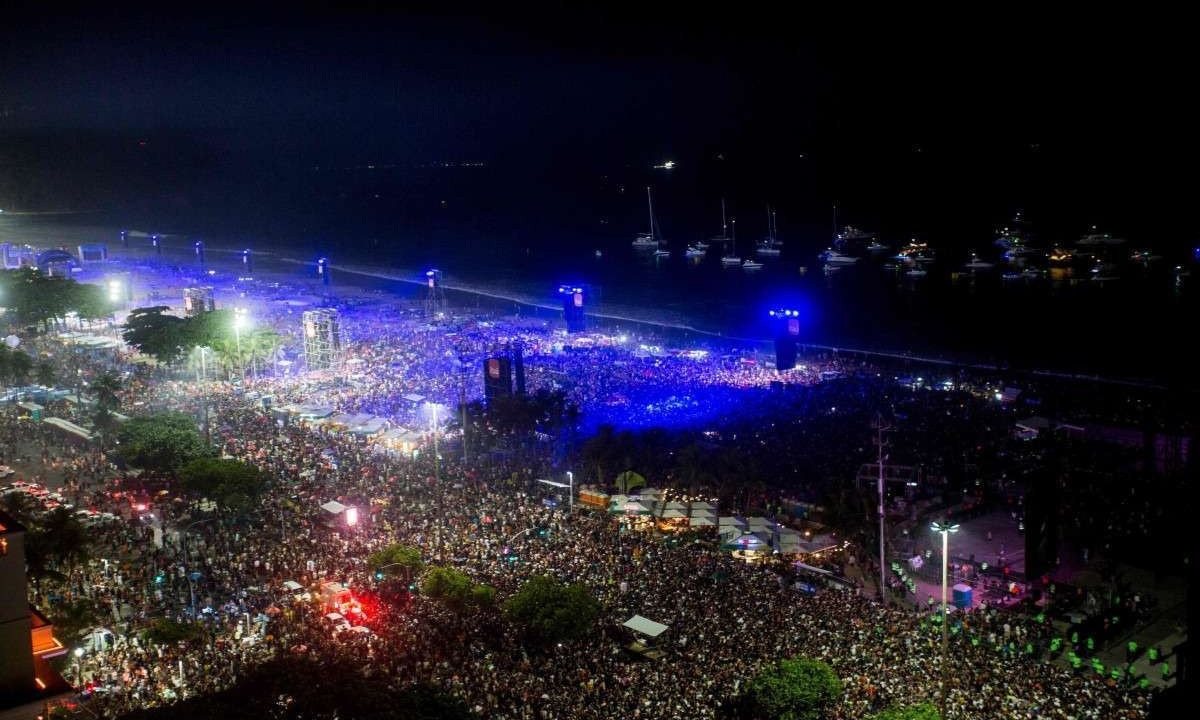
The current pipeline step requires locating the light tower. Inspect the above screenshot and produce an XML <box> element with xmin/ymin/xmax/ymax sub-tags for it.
<box><xmin>931</xmin><ymin>519</ymin><xmax>959</xmax><ymax>716</ymax></box>
<box><xmin>194</xmin><ymin>240</ymin><xmax>205</xmax><ymax>268</ymax></box>
<box><xmin>424</xmin><ymin>269</ymin><xmax>446</xmax><ymax>319</ymax></box>
<box><xmin>241</xmin><ymin>249</ymin><xmax>253</xmax><ymax>275</ymax></box>
<box><xmin>767</xmin><ymin>308</ymin><xmax>800</xmax><ymax>371</ymax></box>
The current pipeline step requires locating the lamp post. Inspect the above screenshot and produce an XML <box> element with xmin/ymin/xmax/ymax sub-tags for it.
<box><xmin>73</xmin><ymin>647</ymin><xmax>84</xmax><ymax>687</ymax></box>
<box><xmin>931</xmin><ymin>520</ymin><xmax>959</xmax><ymax>714</ymax></box>
<box><xmin>233</xmin><ymin>309</ymin><xmax>248</xmax><ymax>382</ymax></box>
<box><xmin>567</xmin><ymin>471</ymin><xmax>574</xmax><ymax>513</ymax></box>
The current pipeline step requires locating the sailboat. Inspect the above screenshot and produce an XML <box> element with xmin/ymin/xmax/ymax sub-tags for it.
<box><xmin>756</xmin><ymin>206</ymin><xmax>782</xmax><ymax>256</ymax></box>
<box><xmin>721</xmin><ymin>217</ymin><xmax>743</xmax><ymax>266</ymax></box>
<box><xmin>632</xmin><ymin>186</ymin><xmax>662</xmax><ymax>250</ymax></box>
<box><xmin>702</xmin><ymin>197</ymin><xmax>730</xmax><ymax>250</ymax></box>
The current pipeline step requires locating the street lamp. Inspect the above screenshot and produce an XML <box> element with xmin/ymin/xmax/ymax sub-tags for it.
<box><xmin>567</xmin><ymin>471</ymin><xmax>574</xmax><ymax>513</ymax></box>
<box><xmin>931</xmin><ymin>520</ymin><xmax>959</xmax><ymax>714</ymax></box>
<box><xmin>73</xmin><ymin>647</ymin><xmax>84</xmax><ymax>687</ymax></box>
<box><xmin>233</xmin><ymin>308</ymin><xmax>249</xmax><ymax>381</ymax></box>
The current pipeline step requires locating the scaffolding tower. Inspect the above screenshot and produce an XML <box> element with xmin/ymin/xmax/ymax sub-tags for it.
<box><xmin>424</xmin><ymin>269</ymin><xmax>446</xmax><ymax>319</ymax></box>
<box><xmin>183</xmin><ymin>286</ymin><xmax>215</xmax><ymax>316</ymax></box>
<box><xmin>303</xmin><ymin>308</ymin><xmax>342</xmax><ymax>371</ymax></box>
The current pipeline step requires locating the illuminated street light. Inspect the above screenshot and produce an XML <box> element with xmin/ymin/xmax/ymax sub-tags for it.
<box><xmin>931</xmin><ymin>520</ymin><xmax>960</xmax><ymax>715</ymax></box>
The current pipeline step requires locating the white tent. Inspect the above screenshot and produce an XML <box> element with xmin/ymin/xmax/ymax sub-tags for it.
<box><xmin>320</xmin><ymin>500</ymin><xmax>347</xmax><ymax>515</ymax></box>
<box><xmin>623</xmin><ymin>615</ymin><xmax>669</xmax><ymax>639</ymax></box>
<box><xmin>690</xmin><ymin>501</ymin><xmax>716</xmax><ymax>511</ymax></box>
<box><xmin>662</xmin><ymin>501</ymin><xmax>688</xmax><ymax>511</ymax></box>
<box><xmin>746</xmin><ymin>516</ymin><xmax>776</xmax><ymax>531</ymax></box>
<box><xmin>688</xmin><ymin>515</ymin><xmax>717</xmax><ymax>527</ymax></box>
<box><xmin>718</xmin><ymin>516</ymin><xmax>745</xmax><ymax>528</ymax></box>
<box><xmin>658</xmin><ymin>507</ymin><xmax>688</xmax><ymax>519</ymax></box>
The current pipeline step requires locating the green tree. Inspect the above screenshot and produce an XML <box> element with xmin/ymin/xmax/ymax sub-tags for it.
<box><xmin>740</xmin><ymin>657</ymin><xmax>842</xmax><ymax>720</ymax></box>
<box><xmin>421</xmin><ymin>566</ymin><xmax>494</xmax><ymax>611</ymax></box>
<box><xmin>89</xmin><ymin>370</ymin><xmax>122</xmax><ymax>413</ymax></box>
<box><xmin>871</xmin><ymin>703</ymin><xmax>942</xmax><ymax>720</ymax></box>
<box><xmin>6</xmin><ymin>349</ymin><xmax>33</xmax><ymax>385</ymax></box>
<box><xmin>35</xmin><ymin>360</ymin><xmax>56</xmax><ymax>388</ymax></box>
<box><xmin>122</xmin><ymin>306</ymin><xmax>188</xmax><ymax>365</ymax></box>
<box><xmin>178</xmin><ymin>457</ymin><xmax>266</xmax><ymax>513</ymax></box>
<box><xmin>367</xmin><ymin>544</ymin><xmax>424</xmax><ymax>577</ymax></box>
<box><xmin>117</xmin><ymin>411</ymin><xmax>211</xmax><ymax>474</ymax></box>
<box><xmin>503</xmin><ymin>574</ymin><xmax>602</xmax><ymax>643</ymax></box>
<box><xmin>142</xmin><ymin>618</ymin><xmax>203</xmax><ymax>645</ymax></box>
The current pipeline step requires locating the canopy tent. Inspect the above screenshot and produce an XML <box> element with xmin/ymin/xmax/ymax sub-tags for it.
<box><xmin>662</xmin><ymin>501</ymin><xmax>687</xmax><ymax>511</ymax></box>
<box><xmin>607</xmin><ymin>494</ymin><xmax>629</xmax><ymax>507</ymax></box>
<box><xmin>283</xmin><ymin>404</ymin><xmax>336</xmax><ymax>420</ymax></box>
<box><xmin>689</xmin><ymin>510</ymin><xmax>716</xmax><ymax>519</ymax></box>
<box><xmin>614</xmin><ymin>471</ymin><xmax>646</xmax><ymax>494</ymax></box>
<box><xmin>623</xmin><ymin>615</ymin><xmax>669</xmax><ymax>639</ymax></box>
<box><xmin>637</xmin><ymin>487</ymin><xmax>663</xmax><ymax>498</ymax></box>
<box><xmin>718</xmin><ymin>516</ymin><xmax>745</xmax><ymax>528</ymax></box>
<box><xmin>792</xmin><ymin>561</ymin><xmax>833</xmax><ymax>576</ymax></box>
<box><xmin>319</xmin><ymin>500</ymin><xmax>347</xmax><ymax>515</ymax></box>
<box><xmin>746</xmin><ymin>516</ymin><xmax>776</xmax><ymax>531</ymax></box>
<box><xmin>657</xmin><ymin>507</ymin><xmax>688</xmax><ymax>519</ymax></box>
<box><xmin>612</xmin><ymin>500</ymin><xmax>653</xmax><ymax>515</ymax></box>
<box><xmin>690</xmin><ymin>501</ymin><xmax>716</xmax><ymax>511</ymax></box>
<box><xmin>721</xmin><ymin>532</ymin><xmax>770</xmax><ymax>552</ymax></box>
<box><xmin>43</xmin><ymin>417</ymin><xmax>94</xmax><ymax>441</ymax></box>
<box><xmin>688</xmin><ymin>515</ymin><xmax>717</xmax><ymax>527</ymax></box>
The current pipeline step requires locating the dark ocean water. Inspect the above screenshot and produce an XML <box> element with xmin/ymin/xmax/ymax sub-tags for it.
<box><xmin>8</xmin><ymin>148</ymin><xmax>1197</xmax><ymax>386</ymax></box>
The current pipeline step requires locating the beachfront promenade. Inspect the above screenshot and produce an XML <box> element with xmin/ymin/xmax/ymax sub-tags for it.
<box><xmin>0</xmin><ymin>233</ymin><xmax>1183</xmax><ymax>719</ymax></box>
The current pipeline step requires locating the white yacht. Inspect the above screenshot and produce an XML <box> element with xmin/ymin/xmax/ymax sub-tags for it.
<box><xmin>742</xmin><ymin>258</ymin><xmax>763</xmax><ymax>270</ymax></box>
<box><xmin>819</xmin><ymin>248</ymin><xmax>860</xmax><ymax>265</ymax></box>
<box><xmin>1077</xmin><ymin>225</ymin><xmax>1127</xmax><ymax>246</ymax></box>
<box><xmin>721</xmin><ymin>217</ymin><xmax>743</xmax><ymax>266</ymax></box>
<box><xmin>685</xmin><ymin>245</ymin><xmax>706</xmax><ymax>258</ymax></box>
<box><xmin>963</xmin><ymin>251</ymin><xmax>995</xmax><ymax>270</ymax></box>
<box><xmin>866</xmin><ymin>239</ymin><xmax>890</xmax><ymax>253</ymax></box>
<box><xmin>756</xmin><ymin>205</ymin><xmax>783</xmax><ymax>256</ymax></box>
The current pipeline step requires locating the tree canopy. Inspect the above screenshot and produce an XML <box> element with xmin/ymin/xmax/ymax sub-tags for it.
<box><xmin>502</xmin><ymin>574</ymin><xmax>601</xmax><ymax>643</ymax></box>
<box><xmin>740</xmin><ymin>657</ymin><xmax>843</xmax><ymax>720</ymax></box>
<box><xmin>178</xmin><ymin>457</ymin><xmax>267</xmax><ymax>513</ymax></box>
<box><xmin>117</xmin><ymin>411</ymin><xmax>211</xmax><ymax>473</ymax></box>
<box><xmin>0</xmin><ymin>268</ymin><xmax>115</xmax><ymax>330</ymax></box>
<box><xmin>871</xmin><ymin>703</ymin><xmax>943</xmax><ymax>720</ymax></box>
<box><xmin>421</xmin><ymin>566</ymin><xmax>495</xmax><ymax>611</ymax></box>
<box><xmin>367</xmin><ymin>543</ymin><xmax>424</xmax><ymax>576</ymax></box>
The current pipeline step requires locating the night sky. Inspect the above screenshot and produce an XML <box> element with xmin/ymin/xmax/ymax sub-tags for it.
<box><xmin>0</xmin><ymin>5</ymin><xmax>1191</xmax><ymax>245</ymax></box>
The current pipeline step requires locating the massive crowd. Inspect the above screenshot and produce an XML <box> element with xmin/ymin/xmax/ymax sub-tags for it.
<box><xmin>2</xmin><ymin>258</ymin><xmax>1171</xmax><ymax>720</ymax></box>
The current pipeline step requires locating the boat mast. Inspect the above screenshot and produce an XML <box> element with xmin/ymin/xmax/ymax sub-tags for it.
<box><xmin>646</xmin><ymin>186</ymin><xmax>655</xmax><ymax>239</ymax></box>
<box><xmin>721</xmin><ymin>197</ymin><xmax>728</xmax><ymax>240</ymax></box>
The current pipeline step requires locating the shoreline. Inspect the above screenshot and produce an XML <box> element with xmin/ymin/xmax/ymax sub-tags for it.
<box><xmin>2</xmin><ymin>218</ymin><xmax>1180</xmax><ymax>389</ymax></box>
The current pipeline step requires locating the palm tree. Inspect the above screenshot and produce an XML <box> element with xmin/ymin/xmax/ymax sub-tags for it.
<box><xmin>89</xmin><ymin>370</ymin><xmax>122</xmax><ymax>414</ymax></box>
<box><xmin>35</xmin><ymin>360</ymin><xmax>56</xmax><ymax>388</ymax></box>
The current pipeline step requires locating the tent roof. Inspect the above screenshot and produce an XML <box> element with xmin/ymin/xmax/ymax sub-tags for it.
<box><xmin>718</xmin><ymin>516</ymin><xmax>745</xmax><ymax>526</ymax></box>
<box><xmin>320</xmin><ymin>500</ymin><xmax>347</xmax><ymax>514</ymax></box>
<box><xmin>690</xmin><ymin>501</ymin><xmax>716</xmax><ymax>510</ymax></box>
<box><xmin>623</xmin><ymin>615</ymin><xmax>669</xmax><ymax>638</ymax></box>
<box><xmin>658</xmin><ymin>508</ymin><xmax>688</xmax><ymax>518</ymax></box>
<box><xmin>688</xmin><ymin>516</ymin><xmax>716</xmax><ymax>526</ymax></box>
<box><xmin>663</xmin><ymin>501</ymin><xmax>688</xmax><ymax>511</ymax></box>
